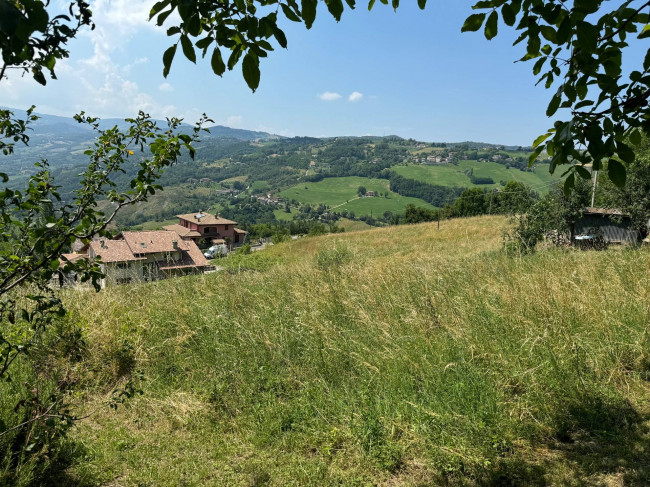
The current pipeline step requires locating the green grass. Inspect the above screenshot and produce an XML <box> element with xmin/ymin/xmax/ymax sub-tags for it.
<box><xmin>273</xmin><ymin>208</ymin><xmax>296</xmax><ymax>221</ymax></box>
<box><xmin>394</xmin><ymin>161</ymin><xmax>562</xmax><ymax>193</ymax></box>
<box><xmin>279</xmin><ymin>176</ymin><xmax>435</xmax><ymax>216</ymax></box>
<box><xmin>337</xmin><ymin>218</ymin><xmax>374</xmax><ymax>232</ymax></box>
<box><xmin>4</xmin><ymin>217</ymin><xmax>650</xmax><ymax>485</ymax></box>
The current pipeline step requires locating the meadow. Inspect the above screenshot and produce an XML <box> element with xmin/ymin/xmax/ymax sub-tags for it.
<box><xmin>5</xmin><ymin>216</ymin><xmax>647</xmax><ymax>485</ymax></box>
<box><xmin>394</xmin><ymin>161</ymin><xmax>561</xmax><ymax>193</ymax></box>
<box><xmin>279</xmin><ymin>176</ymin><xmax>436</xmax><ymax>216</ymax></box>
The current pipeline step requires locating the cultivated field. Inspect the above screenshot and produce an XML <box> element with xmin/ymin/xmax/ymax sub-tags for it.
<box><xmin>394</xmin><ymin>161</ymin><xmax>561</xmax><ymax>193</ymax></box>
<box><xmin>23</xmin><ymin>216</ymin><xmax>648</xmax><ymax>485</ymax></box>
<box><xmin>279</xmin><ymin>176</ymin><xmax>435</xmax><ymax>216</ymax></box>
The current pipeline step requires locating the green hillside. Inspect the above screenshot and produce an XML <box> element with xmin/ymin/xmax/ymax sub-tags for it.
<box><xmin>393</xmin><ymin>161</ymin><xmax>561</xmax><ymax>193</ymax></box>
<box><xmin>280</xmin><ymin>176</ymin><xmax>436</xmax><ymax>215</ymax></box>
<box><xmin>6</xmin><ymin>217</ymin><xmax>649</xmax><ymax>485</ymax></box>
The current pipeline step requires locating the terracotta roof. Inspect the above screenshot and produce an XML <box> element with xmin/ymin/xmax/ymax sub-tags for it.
<box><xmin>233</xmin><ymin>227</ymin><xmax>247</xmax><ymax>234</ymax></box>
<box><xmin>88</xmin><ymin>231</ymin><xmax>209</xmax><ymax>270</ymax></box>
<box><xmin>583</xmin><ymin>207</ymin><xmax>627</xmax><ymax>216</ymax></box>
<box><xmin>163</xmin><ymin>224</ymin><xmax>202</xmax><ymax>238</ymax></box>
<box><xmin>176</xmin><ymin>212</ymin><xmax>237</xmax><ymax>225</ymax></box>
<box><xmin>211</xmin><ymin>238</ymin><xmax>226</xmax><ymax>244</ymax></box>
<box><xmin>90</xmin><ymin>240</ymin><xmax>146</xmax><ymax>263</ymax></box>
<box><xmin>59</xmin><ymin>253</ymin><xmax>88</xmax><ymax>267</ymax></box>
<box><xmin>121</xmin><ymin>231</ymin><xmax>190</xmax><ymax>254</ymax></box>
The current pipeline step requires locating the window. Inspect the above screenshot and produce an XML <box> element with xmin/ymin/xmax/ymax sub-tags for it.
<box><xmin>116</xmin><ymin>262</ymin><xmax>130</xmax><ymax>269</ymax></box>
<box><xmin>224</xmin><ymin>225</ymin><xmax>229</xmax><ymax>230</ymax></box>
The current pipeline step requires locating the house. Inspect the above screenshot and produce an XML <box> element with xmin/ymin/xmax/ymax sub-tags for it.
<box><xmin>59</xmin><ymin>231</ymin><xmax>211</xmax><ymax>288</ymax></box>
<box><xmin>574</xmin><ymin>207</ymin><xmax>639</xmax><ymax>244</ymax></box>
<box><xmin>163</xmin><ymin>211</ymin><xmax>247</xmax><ymax>248</ymax></box>
<box><xmin>365</xmin><ymin>191</ymin><xmax>376</xmax><ymax>197</ymax></box>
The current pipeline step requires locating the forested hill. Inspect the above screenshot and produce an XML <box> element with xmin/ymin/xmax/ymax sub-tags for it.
<box><xmin>2</xmin><ymin>108</ymin><xmax>279</xmax><ymax>176</ymax></box>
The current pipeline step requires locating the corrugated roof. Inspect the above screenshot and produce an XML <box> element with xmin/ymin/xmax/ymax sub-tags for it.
<box><xmin>176</xmin><ymin>212</ymin><xmax>237</xmax><ymax>225</ymax></box>
<box><xmin>583</xmin><ymin>207</ymin><xmax>627</xmax><ymax>216</ymax></box>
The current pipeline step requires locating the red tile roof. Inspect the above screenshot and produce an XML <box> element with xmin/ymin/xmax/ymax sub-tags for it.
<box><xmin>90</xmin><ymin>240</ymin><xmax>146</xmax><ymax>263</ymax></box>
<box><xmin>176</xmin><ymin>212</ymin><xmax>237</xmax><ymax>225</ymax></box>
<box><xmin>163</xmin><ymin>224</ymin><xmax>202</xmax><ymax>238</ymax></box>
<box><xmin>121</xmin><ymin>231</ymin><xmax>189</xmax><ymax>254</ymax></box>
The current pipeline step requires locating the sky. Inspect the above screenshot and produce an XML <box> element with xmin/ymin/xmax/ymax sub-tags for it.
<box><xmin>0</xmin><ymin>0</ymin><xmax>619</xmax><ymax>145</ymax></box>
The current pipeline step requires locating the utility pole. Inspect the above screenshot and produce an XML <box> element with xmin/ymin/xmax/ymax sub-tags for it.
<box><xmin>591</xmin><ymin>169</ymin><xmax>599</xmax><ymax>208</ymax></box>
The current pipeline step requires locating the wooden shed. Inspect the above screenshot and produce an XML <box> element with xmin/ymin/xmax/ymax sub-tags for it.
<box><xmin>574</xmin><ymin>207</ymin><xmax>639</xmax><ymax>244</ymax></box>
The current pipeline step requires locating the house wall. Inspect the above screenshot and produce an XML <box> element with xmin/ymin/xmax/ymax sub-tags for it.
<box><xmin>101</xmin><ymin>261</ymin><xmax>144</xmax><ymax>288</ymax></box>
<box><xmin>575</xmin><ymin>215</ymin><xmax>639</xmax><ymax>243</ymax></box>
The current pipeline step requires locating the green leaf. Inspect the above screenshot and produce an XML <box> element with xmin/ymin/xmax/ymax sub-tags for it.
<box><xmin>325</xmin><ymin>0</ymin><xmax>344</xmax><ymax>21</ymax></box>
<box><xmin>501</xmin><ymin>4</ymin><xmax>515</xmax><ymax>26</ymax></box>
<box><xmin>418</xmin><ymin>0</ymin><xmax>426</xmax><ymax>10</ymax></box>
<box><xmin>180</xmin><ymin>35</ymin><xmax>196</xmax><ymax>63</ymax></box>
<box><xmin>484</xmin><ymin>11</ymin><xmax>498</xmax><ymax>40</ymax></box>
<box><xmin>281</xmin><ymin>4</ymin><xmax>301</xmax><ymax>22</ymax></box>
<box><xmin>368</xmin><ymin>0</ymin><xmax>376</xmax><ymax>11</ymax></box>
<box><xmin>532</xmin><ymin>132</ymin><xmax>551</xmax><ymax>148</ymax></box>
<box><xmin>563</xmin><ymin>172</ymin><xmax>575</xmax><ymax>195</ymax></box>
<box><xmin>302</xmin><ymin>0</ymin><xmax>318</xmax><ymax>29</ymax></box>
<box><xmin>638</xmin><ymin>24</ymin><xmax>650</xmax><ymax>39</ymax></box>
<box><xmin>149</xmin><ymin>0</ymin><xmax>171</xmax><ymax>20</ymax></box>
<box><xmin>162</xmin><ymin>44</ymin><xmax>177</xmax><ymax>78</ymax></box>
<box><xmin>546</xmin><ymin>92</ymin><xmax>561</xmax><ymax>117</ymax></box>
<box><xmin>242</xmin><ymin>52</ymin><xmax>260</xmax><ymax>91</ymax></box>
<box><xmin>629</xmin><ymin>128</ymin><xmax>642</xmax><ymax>146</ymax></box>
<box><xmin>461</xmin><ymin>13</ymin><xmax>486</xmax><ymax>33</ymax></box>
<box><xmin>574</xmin><ymin>165</ymin><xmax>591</xmax><ymax>179</ymax></box>
<box><xmin>607</xmin><ymin>158</ymin><xmax>626</xmax><ymax>187</ymax></box>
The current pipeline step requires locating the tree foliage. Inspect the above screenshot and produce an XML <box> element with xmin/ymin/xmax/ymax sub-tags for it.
<box><xmin>0</xmin><ymin>0</ymin><xmax>93</xmax><ymax>84</ymax></box>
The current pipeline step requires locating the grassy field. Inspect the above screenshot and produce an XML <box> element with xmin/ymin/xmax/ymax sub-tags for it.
<box><xmin>280</xmin><ymin>176</ymin><xmax>435</xmax><ymax>216</ymax></box>
<box><xmin>3</xmin><ymin>216</ymin><xmax>647</xmax><ymax>485</ymax></box>
<box><xmin>394</xmin><ymin>161</ymin><xmax>561</xmax><ymax>193</ymax></box>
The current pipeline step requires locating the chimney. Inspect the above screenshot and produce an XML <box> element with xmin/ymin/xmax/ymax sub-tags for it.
<box><xmin>100</xmin><ymin>240</ymin><xmax>107</xmax><ymax>249</ymax></box>
<box><xmin>172</xmin><ymin>240</ymin><xmax>178</xmax><ymax>250</ymax></box>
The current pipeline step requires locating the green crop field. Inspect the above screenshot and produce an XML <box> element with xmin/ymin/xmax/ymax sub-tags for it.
<box><xmin>280</xmin><ymin>176</ymin><xmax>435</xmax><ymax>215</ymax></box>
<box><xmin>394</xmin><ymin>161</ymin><xmax>561</xmax><ymax>193</ymax></box>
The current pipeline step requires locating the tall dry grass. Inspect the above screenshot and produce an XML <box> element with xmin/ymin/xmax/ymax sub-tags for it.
<box><xmin>50</xmin><ymin>215</ymin><xmax>650</xmax><ymax>485</ymax></box>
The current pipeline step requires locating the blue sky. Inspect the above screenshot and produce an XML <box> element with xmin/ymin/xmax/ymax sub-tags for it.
<box><xmin>0</xmin><ymin>1</ymin><xmax>604</xmax><ymax>145</ymax></box>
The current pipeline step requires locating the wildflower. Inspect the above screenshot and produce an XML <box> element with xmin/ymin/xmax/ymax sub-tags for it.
<box><xmin>128</xmin><ymin>150</ymin><xmax>134</xmax><ymax>155</ymax></box>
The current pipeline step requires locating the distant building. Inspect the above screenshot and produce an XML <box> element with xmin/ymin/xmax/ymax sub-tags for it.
<box><xmin>365</xmin><ymin>191</ymin><xmax>376</xmax><ymax>197</ymax></box>
<box><xmin>164</xmin><ymin>211</ymin><xmax>247</xmax><ymax>248</ymax></box>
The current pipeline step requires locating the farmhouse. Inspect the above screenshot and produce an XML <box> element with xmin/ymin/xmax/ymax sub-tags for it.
<box><xmin>59</xmin><ymin>231</ymin><xmax>211</xmax><ymax>288</ymax></box>
<box><xmin>164</xmin><ymin>211</ymin><xmax>247</xmax><ymax>248</ymax></box>
<box><xmin>574</xmin><ymin>207</ymin><xmax>639</xmax><ymax>244</ymax></box>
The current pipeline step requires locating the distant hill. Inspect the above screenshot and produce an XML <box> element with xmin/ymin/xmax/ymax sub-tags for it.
<box><xmin>1</xmin><ymin>108</ymin><xmax>280</xmax><ymax>176</ymax></box>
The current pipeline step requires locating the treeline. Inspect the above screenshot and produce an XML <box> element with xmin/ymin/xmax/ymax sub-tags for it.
<box><xmin>398</xmin><ymin>181</ymin><xmax>539</xmax><ymax>224</ymax></box>
<box><xmin>387</xmin><ymin>172</ymin><xmax>464</xmax><ymax>207</ymax></box>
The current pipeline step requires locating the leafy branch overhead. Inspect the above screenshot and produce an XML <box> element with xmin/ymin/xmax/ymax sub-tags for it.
<box><xmin>150</xmin><ymin>0</ymin><xmax>425</xmax><ymax>92</ymax></box>
<box><xmin>462</xmin><ymin>0</ymin><xmax>650</xmax><ymax>191</ymax></box>
<box><xmin>152</xmin><ymin>0</ymin><xmax>650</xmax><ymax>187</ymax></box>
<box><xmin>0</xmin><ymin>0</ymin><xmax>94</xmax><ymax>84</ymax></box>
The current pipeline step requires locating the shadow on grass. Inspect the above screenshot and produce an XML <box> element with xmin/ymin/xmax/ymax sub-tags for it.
<box><xmin>481</xmin><ymin>393</ymin><xmax>650</xmax><ymax>486</ymax></box>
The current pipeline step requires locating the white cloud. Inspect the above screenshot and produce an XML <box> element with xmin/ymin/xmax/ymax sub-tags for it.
<box><xmin>226</xmin><ymin>115</ymin><xmax>244</xmax><ymax>127</ymax></box>
<box><xmin>348</xmin><ymin>91</ymin><xmax>363</xmax><ymax>102</ymax></box>
<box><xmin>159</xmin><ymin>82</ymin><xmax>174</xmax><ymax>92</ymax></box>
<box><xmin>318</xmin><ymin>91</ymin><xmax>342</xmax><ymax>101</ymax></box>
